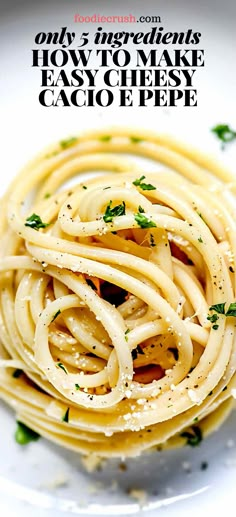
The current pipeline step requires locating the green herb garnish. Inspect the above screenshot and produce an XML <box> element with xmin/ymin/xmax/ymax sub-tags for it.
<box><xmin>56</xmin><ymin>362</ymin><xmax>68</xmax><ymax>374</ymax></box>
<box><xmin>44</xmin><ymin>193</ymin><xmax>51</xmax><ymax>199</ymax></box>
<box><xmin>208</xmin><ymin>302</ymin><xmax>236</xmax><ymax>319</ymax></box>
<box><xmin>212</xmin><ymin>324</ymin><xmax>219</xmax><ymax>330</ymax></box>
<box><xmin>100</xmin><ymin>135</ymin><xmax>111</xmax><ymax>142</ymax></box>
<box><xmin>225</xmin><ymin>302</ymin><xmax>236</xmax><ymax>317</ymax></box>
<box><xmin>138</xmin><ymin>205</ymin><xmax>145</xmax><ymax>213</ymax></box>
<box><xmin>130</xmin><ymin>136</ymin><xmax>142</xmax><ymax>143</ymax></box>
<box><xmin>25</xmin><ymin>213</ymin><xmax>49</xmax><ymax>231</ymax></box>
<box><xmin>209</xmin><ymin>303</ymin><xmax>226</xmax><ymax>314</ymax></box>
<box><xmin>51</xmin><ymin>310</ymin><xmax>61</xmax><ymax>323</ymax></box>
<box><xmin>103</xmin><ymin>201</ymin><xmax>126</xmax><ymax>223</ymax></box>
<box><xmin>133</xmin><ymin>175</ymin><xmax>156</xmax><ymax>191</ymax></box>
<box><xmin>134</xmin><ymin>207</ymin><xmax>157</xmax><ymax>229</ymax></box>
<box><xmin>125</xmin><ymin>329</ymin><xmax>130</xmax><ymax>342</ymax></box>
<box><xmin>12</xmin><ymin>369</ymin><xmax>23</xmax><ymax>378</ymax></box>
<box><xmin>82</xmin><ymin>185</ymin><xmax>87</xmax><ymax>190</ymax></box>
<box><xmin>15</xmin><ymin>421</ymin><xmax>40</xmax><ymax>445</ymax></box>
<box><xmin>60</xmin><ymin>137</ymin><xmax>77</xmax><ymax>149</ymax></box>
<box><xmin>207</xmin><ymin>313</ymin><xmax>219</xmax><ymax>324</ymax></box>
<box><xmin>62</xmin><ymin>408</ymin><xmax>70</xmax><ymax>423</ymax></box>
<box><xmin>75</xmin><ymin>384</ymin><xmax>80</xmax><ymax>390</ymax></box>
<box><xmin>198</xmin><ymin>237</ymin><xmax>203</xmax><ymax>243</ymax></box>
<box><xmin>212</xmin><ymin>124</ymin><xmax>236</xmax><ymax>148</ymax></box>
<box><xmin>181</xmin><ymin>425</ymin><xmax>202</xmax><ymax>447</ymax></box>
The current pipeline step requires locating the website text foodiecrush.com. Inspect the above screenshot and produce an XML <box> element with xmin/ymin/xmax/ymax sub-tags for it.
<box><xmin>74</xmin><ymin>14</ymin><xmax>162</xmax><ymax>24</ymax></box>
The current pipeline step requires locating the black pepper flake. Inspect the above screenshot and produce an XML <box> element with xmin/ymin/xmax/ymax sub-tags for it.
<box><xmin>67</xmin><ymin>204</ymin><xmax>72</xmax><ymax>209</ymax></box>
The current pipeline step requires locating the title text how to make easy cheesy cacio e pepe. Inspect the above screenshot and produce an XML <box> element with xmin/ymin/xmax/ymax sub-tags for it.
<box><xmin>32</xmin><ymin>26</ymin><xmax>205</xmax><ymax>107</ymax></box>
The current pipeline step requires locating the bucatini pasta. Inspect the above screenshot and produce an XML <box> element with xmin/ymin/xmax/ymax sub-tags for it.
<box><xmin>0</xmin><ymin>128</ymin><xmax>235</xmax><ymax>457</ymax></box>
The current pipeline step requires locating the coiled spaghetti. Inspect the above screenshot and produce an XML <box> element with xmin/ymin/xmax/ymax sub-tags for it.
<box><xmin>0</xmin><ymin>128</ymin><xmax>236</xmax><ymax>458</ymax></box>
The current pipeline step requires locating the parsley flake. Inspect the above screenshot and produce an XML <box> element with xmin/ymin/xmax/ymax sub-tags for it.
<box><xmin>207</xmin><ymin>313</ymin><xmax>219</xmax><ymax>324</ymax></box>
<box><xmin>125</xmin><ymin>329</ymin><xmax>130</xmax><ymax>342</ymax></box>
<box><xmin>209</xmin><ymin>303</ymin><xmax>226</xmax><ymax>314</ymax></box>
<box><xmin>212</xmin><ymin>124</ymin><xmax>236</xmax><ymax>148</ymax></box>
<box><xmin>130</xmin><ymin>136</ymin><xmax>142</xmax><ymax>143</ymax></box>
<box><xmin>75</xmin><ymin>384</ymin><xmax>80</xmax><ymax>390</ymax></box>
<box><xmin>103</xmin><ymin>201</ymin><xmax>126</xmax><ymax>223</ymax></box>
<box><xmin>226</xmin><ymin>302</ymin><xmax>236</xmax><ymax>317</ymax></box>
<box><xmin>51</xmin><ymin>310</ymin><xmax>61</xmax><ymax>323</ymax></box>
<box><xmin>25</xmin><ymin>214</ymin><xmax>49</xmax><ymax>231</ymax></box>
<box><xmin>181</xmin><ymin>426</ymin><xmax>202</xmax><ymax>447</ymax></box>
<box><xmin>133</xmin><ymin>175</ymin><xmax>156</xmax><ymax>191</ymax></box>
<box><xmin>134</xmin><ymin>207</ymin><xmax>157</xmax><ymax>229</ymax></box>
<box><xmin>15</xmin><ymin>421</ymin><xmax>40</xmax><ymax>445</ymax></box>
<box><xmin>100</xmin><ymin>135</ymin><xmax>111</xmax><ymax>142</ymax></box>
<box><xmin>60</xmin><ymin>137</ymin><xmax>77</xmax><ymax>149</ymax></box>
<box><xmin>56</xmin><ymin>362</ymin><xmax>68</xmax><ymax>374</ymax></box>
<box><xmin>62</xmin><ymin>408</ymin><xmax>70</xmax><ymax>423</ymax></box>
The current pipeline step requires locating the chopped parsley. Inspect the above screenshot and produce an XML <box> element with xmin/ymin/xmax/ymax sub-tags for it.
<box><xmin>51</xmin><ymin>310</ymin><xmax>61</xmax><ymax>323</ymax></box>
<box><xmin>207</xmin><ymin>313</ymin><xmax>219</xmax><ymax>326</ymax></box>
<box><xmin>134</xmin><ymin>207</ymin><xmax>157</xmax><ymax>229</ymax></box>
<box><xmin>60</xmin><ymin>137</ymin><xmax>77</xmax><ymax>149</ymax></box>
<box><xmin>181</xmin><ymin>425</ymin><xmax>202</xmax><ymax>447</ymax></box>
<box><xmin>75</xmin><ymin>384</ymin><xmax>80</xmax><ymax>390</ymax></box>
<box><xmin>226</xmin><ymin>302</ymin><xmax>236</xmax><ymax>317</ymax></box>
<box><xmin>207</xmin><ymin>302</ymin><xmax>236</xmax><ymax>323</ymax></box>
<box><xmin>130</xmin><ymin>136</ymin><xmax>142</xmax><ymax>143</ymax></box>
<box><xmin>56</xmin><ymin>362</ymin><xmax>68</xmax><ymax>374</ymax></box>
<box><xmin>138</xmin><ymin>205</ymin><xmax>145</xmax><ymax>213</ymax></box>
<box><xmin>103</xmin><ymin>201</ymin><xmax>126</xmax><ymax>223</ymax></box>
<box><xmin>132</xmin><ymin>344</ymin><xmax>145</xmax><ymax>360</ymax></box>
<box><xmin>100</xmin><ymin>135</ymin><xmax>111</xmax><ymax>142</ymax></box>
<box><xmin>207</xmin><ymin>313</ymin><xmax>218</xmax><ymax>323</ymax></box>
<box><xmin>212</xmin><ymin>124</ymin><xmax>236</xmax><ymax>148</ymax></box>
<box><xmin>12</xmin><ymin>369</ymin><xmax>23</xmax><ymax>378</ymax></box>
<box><xmin>125</xmin><ymin>329</ymin><xmax>130</xmax><ymax>342</ymax></box>
<box><xmin>44</xmin><ymin>193</ymin><xmax>51</xmax><ymax>199</ymax></box>
<box><xmin>209</xmin><ymin>303</ymin><xmax>226</xmax><ymax>314</ymax></box>
<box><xmin>82</xmin><ymin>185</ymin><xmax>87</xmax><ymax>190</ymax></box>
<box><xmin>25</xmin><ymin>213</ymin><xmax>49</xmax><ymax>231</ymax></box>
<box><xmin>133</xmin><ymin>175</ymin><xmax>156</xmax><ymax>191</ymax></box>
<box><xmin>15</xmin><ymin>421</ymin><xmax>40</xmax><ymax>445</ymax></box>
<box><xmin>198</xmin><ymin>236</ymin><xmax>203</xmax><ymax>243</ymax></box>
<box><xmin>62</xmin><ymin>408</ymin><xmax>70</xmax><ymax>423</ymax></box>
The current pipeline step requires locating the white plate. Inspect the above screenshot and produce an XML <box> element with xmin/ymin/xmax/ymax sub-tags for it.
<box><xmin>1</xmin><ymin>1</ymin><xmax>236</xmax><ymax>516</ymax></box>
